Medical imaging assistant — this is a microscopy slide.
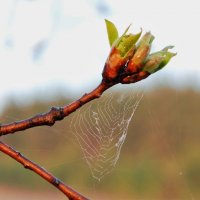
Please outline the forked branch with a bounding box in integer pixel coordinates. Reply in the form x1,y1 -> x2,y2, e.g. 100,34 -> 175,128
0,20 -> 176,200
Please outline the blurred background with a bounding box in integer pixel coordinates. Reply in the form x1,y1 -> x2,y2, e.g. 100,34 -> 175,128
0,0 -> 200,199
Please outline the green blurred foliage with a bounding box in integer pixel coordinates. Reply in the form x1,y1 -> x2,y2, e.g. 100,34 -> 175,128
0,87 -> 200,199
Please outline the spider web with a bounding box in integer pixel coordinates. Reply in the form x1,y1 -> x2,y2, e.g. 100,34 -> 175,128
70,91 -> 143,181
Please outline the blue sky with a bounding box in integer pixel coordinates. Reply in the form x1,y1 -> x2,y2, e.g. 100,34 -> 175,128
0,0 -> 200,110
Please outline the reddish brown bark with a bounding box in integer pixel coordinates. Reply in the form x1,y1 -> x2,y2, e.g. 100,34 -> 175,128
0,20 -> 175,200
0,61 -> 150,200
0,81 -> 112,136
0,141 -> 89,200
0,81 -> 114,200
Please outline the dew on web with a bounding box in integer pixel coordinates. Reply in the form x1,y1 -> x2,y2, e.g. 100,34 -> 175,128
70,91 -> 143,181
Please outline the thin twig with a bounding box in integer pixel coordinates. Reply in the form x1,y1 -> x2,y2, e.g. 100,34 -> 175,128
0,81 -> 113,136
0,141 -> 89,200
0,73 -> 147,200
0,81 -> 114,199
0,21 -> 175,200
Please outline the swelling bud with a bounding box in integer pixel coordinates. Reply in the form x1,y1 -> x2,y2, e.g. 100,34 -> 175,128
126,32 -> 154,74
142,46 -> 176,74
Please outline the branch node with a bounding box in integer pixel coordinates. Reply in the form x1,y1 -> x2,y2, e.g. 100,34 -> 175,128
16,151 -> 22,157
52,177 -> 61,186
77,99 -> 84,106
95,92 -> 101,98
51,107 -> 64,119
24,163 -> 31,169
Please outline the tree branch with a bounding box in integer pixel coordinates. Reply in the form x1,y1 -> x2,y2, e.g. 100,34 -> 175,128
0,81 -> 113,136
0,22 -> 175,200
0,140 -> 89,200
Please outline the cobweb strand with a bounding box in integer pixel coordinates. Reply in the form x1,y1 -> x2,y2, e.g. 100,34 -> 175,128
70,91 -> 143,181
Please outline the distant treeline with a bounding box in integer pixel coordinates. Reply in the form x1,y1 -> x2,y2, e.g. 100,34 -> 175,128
0,87 -> 200,199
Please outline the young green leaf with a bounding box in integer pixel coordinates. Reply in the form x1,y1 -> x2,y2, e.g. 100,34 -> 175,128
105,19 -> 119,47
142,46 -> 177,74
116,30 -> 142,57
125,32 -> 154,73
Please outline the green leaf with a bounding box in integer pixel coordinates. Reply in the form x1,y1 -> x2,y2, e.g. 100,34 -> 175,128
117,30 -> 142,57
122,24 -> 132,36
114,24 -> 132,46
162,45 -> 174,52
138,32 -> 155,47
105,19 -> 119,47
143,46 -> 177,74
